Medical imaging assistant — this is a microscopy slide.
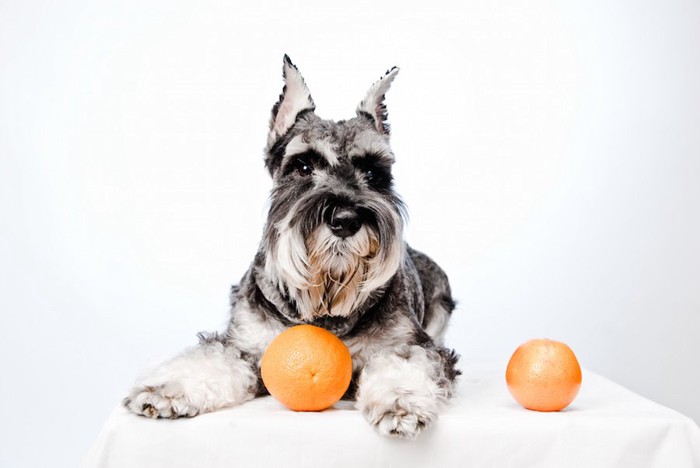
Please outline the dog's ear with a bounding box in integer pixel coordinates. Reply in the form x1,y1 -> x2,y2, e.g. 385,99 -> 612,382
356,67 -> 399,135
268,55 -> 315,147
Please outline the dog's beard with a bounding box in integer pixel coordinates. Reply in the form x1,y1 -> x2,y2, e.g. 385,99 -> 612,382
265,199 -> 403,322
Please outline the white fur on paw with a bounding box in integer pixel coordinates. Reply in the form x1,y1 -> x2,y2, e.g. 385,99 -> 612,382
356,345 -> 452,439
123,342 -> 259,419
372,405 -> 428,439
123,382 -> 200,419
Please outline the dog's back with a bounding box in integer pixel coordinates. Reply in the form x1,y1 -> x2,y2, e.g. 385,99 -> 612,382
408,247 -> 455,345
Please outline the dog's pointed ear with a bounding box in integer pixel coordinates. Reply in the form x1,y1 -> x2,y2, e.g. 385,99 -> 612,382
356,67 -> 400,135
268,55 -> 315,147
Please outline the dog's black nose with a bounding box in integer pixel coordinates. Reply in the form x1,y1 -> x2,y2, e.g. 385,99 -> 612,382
327,208 -> 362,238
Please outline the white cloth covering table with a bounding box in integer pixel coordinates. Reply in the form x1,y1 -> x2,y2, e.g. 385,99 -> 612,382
81,362 -> 700,468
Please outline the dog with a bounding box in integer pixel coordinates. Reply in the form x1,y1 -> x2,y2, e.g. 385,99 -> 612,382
123,56 -> 460,439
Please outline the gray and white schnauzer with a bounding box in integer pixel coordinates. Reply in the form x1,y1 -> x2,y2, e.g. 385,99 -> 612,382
124,56 -> 459,439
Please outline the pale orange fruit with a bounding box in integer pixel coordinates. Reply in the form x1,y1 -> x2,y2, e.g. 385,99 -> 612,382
506,338 -> 582,412
260,325 -> 352,412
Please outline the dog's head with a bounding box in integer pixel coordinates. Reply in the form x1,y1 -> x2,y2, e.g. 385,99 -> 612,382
261,56 -> 406,322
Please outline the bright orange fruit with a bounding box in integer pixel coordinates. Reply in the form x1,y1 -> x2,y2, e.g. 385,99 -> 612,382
260,325 -> 352,412
506,338 -> 582,412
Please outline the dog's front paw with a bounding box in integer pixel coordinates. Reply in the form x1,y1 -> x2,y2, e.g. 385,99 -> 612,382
365,403 -> 432,439
123,382 -> 200,419
355,345 -> 455,438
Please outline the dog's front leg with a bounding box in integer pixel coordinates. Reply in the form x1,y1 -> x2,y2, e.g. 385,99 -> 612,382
355,344 -> 459,439
123,339 -> 258,418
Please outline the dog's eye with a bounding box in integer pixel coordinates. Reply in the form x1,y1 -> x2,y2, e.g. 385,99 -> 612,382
362,166 -> 387,187
295,160 -> 314,177
354,154 -> 392,190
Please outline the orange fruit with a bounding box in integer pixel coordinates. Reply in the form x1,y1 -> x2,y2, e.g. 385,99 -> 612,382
505,338 -> 582,412
260,324 -> 352,412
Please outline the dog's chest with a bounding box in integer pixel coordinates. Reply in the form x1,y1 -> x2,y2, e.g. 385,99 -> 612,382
342,314 -> 416,371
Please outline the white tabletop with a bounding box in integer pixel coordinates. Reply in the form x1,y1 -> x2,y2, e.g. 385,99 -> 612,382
81,362 -> 700,468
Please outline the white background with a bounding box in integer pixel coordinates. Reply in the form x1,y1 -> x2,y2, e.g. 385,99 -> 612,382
1,1 -> 699,467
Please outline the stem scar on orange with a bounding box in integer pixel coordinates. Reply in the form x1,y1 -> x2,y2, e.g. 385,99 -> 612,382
505,338 -> 582,412
260,325 -> 352,412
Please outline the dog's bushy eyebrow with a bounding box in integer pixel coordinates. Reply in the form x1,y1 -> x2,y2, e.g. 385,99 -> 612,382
266,132 -> 296,175
352,152 -> 392,170
344,127 -> 395,163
